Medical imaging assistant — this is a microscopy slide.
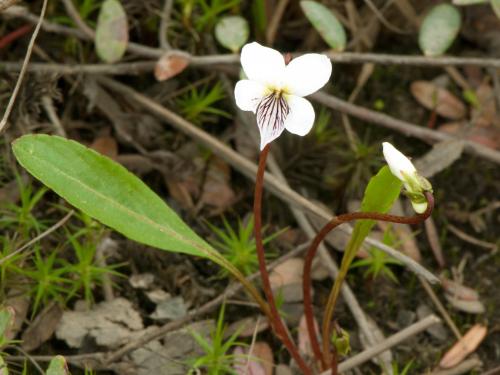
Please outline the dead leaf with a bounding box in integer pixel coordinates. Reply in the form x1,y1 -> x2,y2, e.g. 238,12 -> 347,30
22,303 -> 63,352
253,342 -> 273,375
441,278 -> 480,301
424,217 -> 446,268
155,53 -> 190,81
90,136 -> 118,159
445,296 -> 485,314
56,298 -> 143,349
411,81 -> 466,119
4,293 -> 29,340
414,139 -> 465,179
439,324 -> 487,368
199,157 -> 236,212
438,123 -> 500,149
472,80 -> 497,127
233,346 -> 266,375
225,316 -> 269,338
269,258 -> 304,302
129,273 -> 155,289
298,314 -> 320,361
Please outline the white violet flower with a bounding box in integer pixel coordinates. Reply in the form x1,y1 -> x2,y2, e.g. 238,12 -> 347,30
382,142 -> 432,214
234,42 -> 332,150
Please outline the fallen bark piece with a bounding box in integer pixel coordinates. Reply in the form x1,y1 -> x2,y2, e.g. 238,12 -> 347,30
439,324 -> 487,369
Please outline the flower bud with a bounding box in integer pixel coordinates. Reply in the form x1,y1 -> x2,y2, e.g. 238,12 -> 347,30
382,142 -> 432,213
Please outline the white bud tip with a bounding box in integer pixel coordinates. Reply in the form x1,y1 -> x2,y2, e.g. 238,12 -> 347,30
382,142 -> 417,182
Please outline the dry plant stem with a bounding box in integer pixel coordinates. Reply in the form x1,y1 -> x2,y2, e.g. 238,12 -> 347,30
302,193 -> 435,368
254,145 -> 312,374
0,0 -> 47,134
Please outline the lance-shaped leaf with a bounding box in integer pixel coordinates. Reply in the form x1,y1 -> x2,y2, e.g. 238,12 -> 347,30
492,0 -> 500,19
95,0 -> 129,63
419,4 -> 461,57
301,1 -> 346,52
343,166 -> 402,266
215,16 -> 249,52
12,135 -> 219,260
46,356 -> 68,375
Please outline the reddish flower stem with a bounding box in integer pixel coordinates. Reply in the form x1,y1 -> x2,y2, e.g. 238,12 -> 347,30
254,145 -> 312,375
0,24 -> 33,50
302,192 -> 435,370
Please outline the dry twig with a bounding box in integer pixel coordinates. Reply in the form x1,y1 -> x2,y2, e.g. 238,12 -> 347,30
0,0 -> 48,134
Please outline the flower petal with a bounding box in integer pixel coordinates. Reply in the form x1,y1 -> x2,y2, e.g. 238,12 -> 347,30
283,95 -> 315,136
256,93 -> 290,149
234,79 -> 267,112
382,142 -> 417,181
241,42 -> 286,87
284,54 -> 332,97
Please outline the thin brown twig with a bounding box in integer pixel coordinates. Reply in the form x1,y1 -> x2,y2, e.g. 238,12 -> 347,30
0,61 -> 157,75
266,0 -> 289,45
60,0 -> 94,38
447,223 -> 498,251
5,6 -> 500,69
362,0 -> 410,34
159,0 -> 174,50
0,211 -> 74,267
311,91 -> 500,165
419,277 -> 462,340
0,0 -> 48,134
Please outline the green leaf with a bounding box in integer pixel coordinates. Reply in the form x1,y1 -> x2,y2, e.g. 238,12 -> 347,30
12,135 -> 219,260
215,16 -> 249,52
0,307 -> 14,346
0,355 -> 8,375
418,4 -> 461,57
46,356 -> 68,375
343,166 -> 402,265
300,1 -> 346,52
95,0 -> 129,63
452,0 -> 488,4
492,0 -> 500,19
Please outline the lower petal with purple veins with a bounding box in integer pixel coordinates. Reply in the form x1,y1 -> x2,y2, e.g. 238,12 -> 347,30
255,93 -> 290,149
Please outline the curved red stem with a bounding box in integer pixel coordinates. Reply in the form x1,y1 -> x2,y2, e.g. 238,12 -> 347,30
254,145 -> 312,374
303,192 -> 435,370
